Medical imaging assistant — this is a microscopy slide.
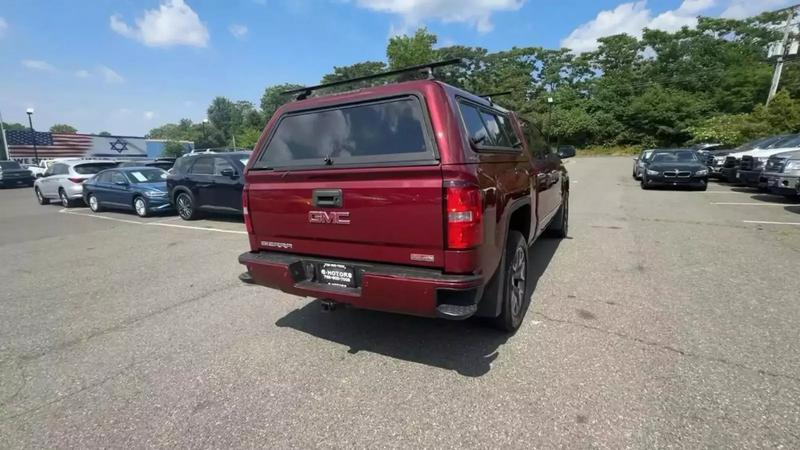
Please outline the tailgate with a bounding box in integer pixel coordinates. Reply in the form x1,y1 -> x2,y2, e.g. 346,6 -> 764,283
247,166 -> 445,268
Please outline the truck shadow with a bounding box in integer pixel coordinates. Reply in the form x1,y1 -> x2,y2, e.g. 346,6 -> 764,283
274,237 -> 561,377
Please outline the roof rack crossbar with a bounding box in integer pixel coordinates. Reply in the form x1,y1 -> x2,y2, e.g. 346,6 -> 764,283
479,91 -> 513,99
282,58 -> 464,100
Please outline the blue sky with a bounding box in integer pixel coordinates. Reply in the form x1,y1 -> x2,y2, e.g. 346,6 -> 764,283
0,0 -> 790,136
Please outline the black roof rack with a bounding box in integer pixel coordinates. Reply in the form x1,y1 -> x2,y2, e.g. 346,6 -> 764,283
282,58 -> 464,100
479,91 -> 513,105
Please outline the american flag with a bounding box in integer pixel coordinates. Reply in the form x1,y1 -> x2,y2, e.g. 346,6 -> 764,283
6,130 -> 93,158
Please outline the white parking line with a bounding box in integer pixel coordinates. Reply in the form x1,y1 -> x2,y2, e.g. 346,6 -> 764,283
743,220 -> 800,226
710,202 -> 788,206
152,222 -> 247,235
59,209 -> 247,235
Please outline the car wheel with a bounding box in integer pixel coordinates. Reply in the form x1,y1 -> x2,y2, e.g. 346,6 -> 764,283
133,196 -> 149,218
88,194 -> 102,212
641,176 -> 650,190
59,189 -> 73,208
35,187 -> 49,205
546,190 -> 569,238
175,192 -> 199,220
491,230 -> 529,333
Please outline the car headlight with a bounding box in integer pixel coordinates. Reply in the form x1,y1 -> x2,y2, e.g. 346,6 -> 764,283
785,161 -> 800,171
695,169 -> 708,176
646,169 -> 659,176
143,190 -> 167,198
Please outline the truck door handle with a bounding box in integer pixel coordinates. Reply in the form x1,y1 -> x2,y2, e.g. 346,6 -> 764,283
312,189 -> 343,208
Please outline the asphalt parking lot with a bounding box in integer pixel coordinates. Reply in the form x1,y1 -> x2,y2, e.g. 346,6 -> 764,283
1,156 -> 799,448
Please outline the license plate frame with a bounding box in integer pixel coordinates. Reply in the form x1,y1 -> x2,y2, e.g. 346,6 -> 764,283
317,263 -> 357,288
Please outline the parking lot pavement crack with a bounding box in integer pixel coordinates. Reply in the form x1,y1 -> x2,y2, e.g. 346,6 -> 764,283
535,313 -> 800,384
17,280 -> 241,364
0,360 -> 137,422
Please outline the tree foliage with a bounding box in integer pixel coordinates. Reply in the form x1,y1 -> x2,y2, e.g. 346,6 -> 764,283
49,123 -> 77,133
149,12 -> 800,150
161,140 -> 187,158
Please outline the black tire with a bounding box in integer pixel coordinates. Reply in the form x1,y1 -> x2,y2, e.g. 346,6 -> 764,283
491,231 -> 530,333
59,189 -> 74,208
696,184 -> 708,192
35,187 -> 49,205
546,190 -> 569,238
87,193 -> 102,212
133,196 -> 149,218
641,176 -> 650,190
175,191 -> 200,220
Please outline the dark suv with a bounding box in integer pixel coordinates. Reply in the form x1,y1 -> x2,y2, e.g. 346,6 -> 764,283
166,151 -> 250,220
238,62 -> 569,332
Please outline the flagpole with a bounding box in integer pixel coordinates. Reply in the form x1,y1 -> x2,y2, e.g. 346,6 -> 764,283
0,109 -> 9,160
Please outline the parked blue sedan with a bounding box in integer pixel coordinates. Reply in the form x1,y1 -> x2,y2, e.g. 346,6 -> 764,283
83,167 -> 171,217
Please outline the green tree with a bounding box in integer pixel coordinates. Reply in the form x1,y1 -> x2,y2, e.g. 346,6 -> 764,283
161,141 -> 187,158
49,124 -> 77,133
261,83 -> 304,121
319,61 -> 387,93
387,28 -> 438,69
98,131 -> 112,136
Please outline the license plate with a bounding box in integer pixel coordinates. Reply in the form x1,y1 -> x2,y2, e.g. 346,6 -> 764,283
318,263 -> 356,288
15,180 -> 24,185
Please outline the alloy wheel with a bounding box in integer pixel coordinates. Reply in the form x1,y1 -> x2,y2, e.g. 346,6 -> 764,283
89,195 -> 99,212
509,246 -> 527,317
177,194 -> 192,219
60,191 -> 69,207
135,198 -> 147,217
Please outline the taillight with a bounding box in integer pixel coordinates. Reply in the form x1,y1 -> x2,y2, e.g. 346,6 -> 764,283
445,182 -> 482,249
68,177 -> 85,183
242,185 -> 253,234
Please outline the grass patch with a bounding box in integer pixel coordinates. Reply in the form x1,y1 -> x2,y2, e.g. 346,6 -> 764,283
576,145 -> 642,157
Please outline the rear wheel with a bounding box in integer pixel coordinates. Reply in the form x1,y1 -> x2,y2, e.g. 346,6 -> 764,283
491,231 -> 529,333
88,194 -> 102,212
59,189 -> 74,208
134,196 -> 149,217
175,192 -> 200,220
35,187 -> 49,205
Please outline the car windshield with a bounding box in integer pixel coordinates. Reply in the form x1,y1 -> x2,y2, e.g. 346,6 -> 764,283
73,163 -> 118,174
768,134 -> 800,149
651,151 -> 698,163
641,150 -> 655,161
0,161 -> 22,170
255,97 -> 433,169
125,168 -> 167,183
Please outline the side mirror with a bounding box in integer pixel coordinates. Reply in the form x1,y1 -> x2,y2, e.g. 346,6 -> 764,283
220,168 -> 236,177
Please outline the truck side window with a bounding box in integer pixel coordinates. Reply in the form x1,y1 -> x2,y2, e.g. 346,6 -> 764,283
458,103 -> 490,145
521,120 -> 548,159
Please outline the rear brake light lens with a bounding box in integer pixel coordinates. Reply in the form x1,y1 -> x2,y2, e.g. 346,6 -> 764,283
68,177 -> 85,183
242,186 -> 253,234
445,183 -> 483,249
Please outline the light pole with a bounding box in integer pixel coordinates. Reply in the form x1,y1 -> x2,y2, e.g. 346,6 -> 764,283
202,118 -> 208,149
547,97 -> 554,146
0,109 -> 9,160
26,108 -> 39,163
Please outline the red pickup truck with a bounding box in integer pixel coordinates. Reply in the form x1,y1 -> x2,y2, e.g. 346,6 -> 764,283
239,63 -> 569,332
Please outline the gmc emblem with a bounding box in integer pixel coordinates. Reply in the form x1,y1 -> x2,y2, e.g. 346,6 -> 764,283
309,210 -> 351,225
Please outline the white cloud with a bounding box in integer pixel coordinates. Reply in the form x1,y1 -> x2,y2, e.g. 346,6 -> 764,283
721,0 -> 793,19
0,17 -> 7,37
74,69 -> 91,78
144,111 -> 156,120
229,24 -> 248,40
353,0 -> 523,34
22,60 -> 56,71
110,0 -> 209,48
561,0 -> 718,53
98,65 -> 124,83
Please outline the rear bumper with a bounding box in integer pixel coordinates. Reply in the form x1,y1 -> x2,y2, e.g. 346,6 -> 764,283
736,169 -> 762,187
0,176 -> 34,186
644,176 -> 707,188
239,251 -> 484,319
